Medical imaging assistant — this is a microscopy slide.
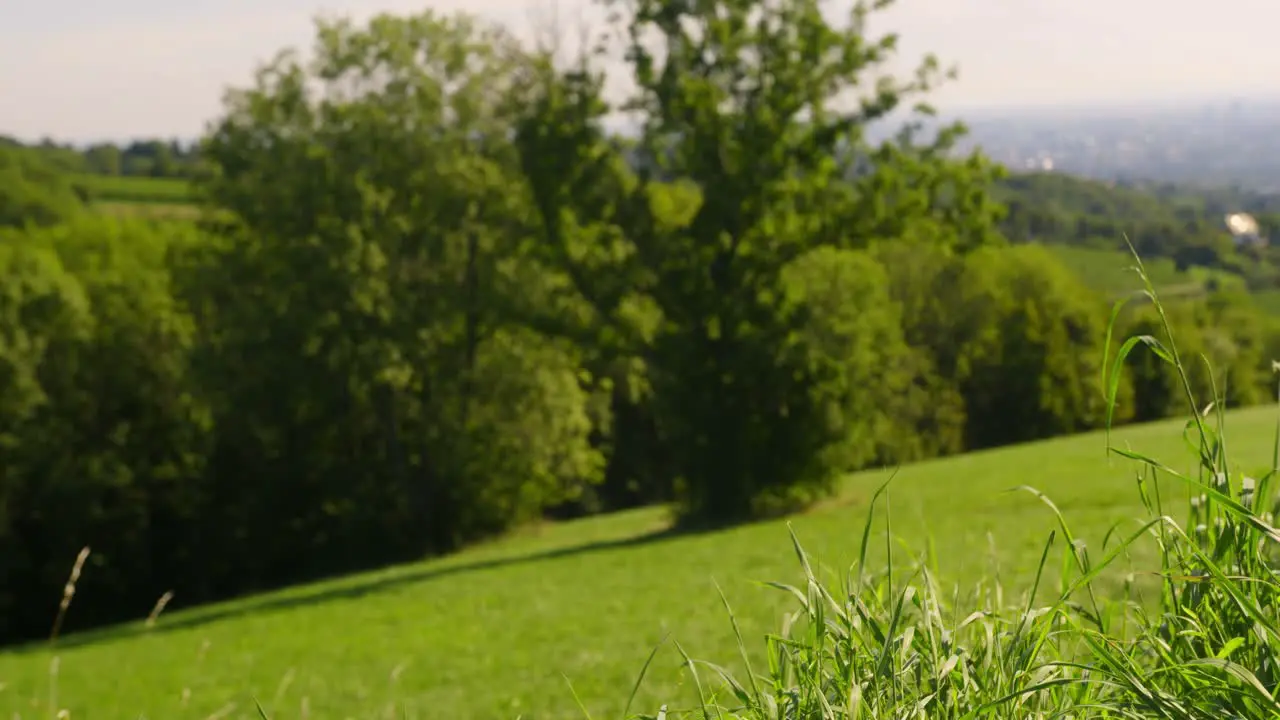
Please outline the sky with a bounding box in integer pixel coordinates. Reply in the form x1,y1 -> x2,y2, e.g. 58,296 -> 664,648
3,0 -> 1279,143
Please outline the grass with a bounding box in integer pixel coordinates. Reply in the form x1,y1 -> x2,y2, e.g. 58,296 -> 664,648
92,201 -> 203,220
73,175 -> 229,221
75,174 -> 193,205
1048,245 -> 1280,320
1252,289 -> 1280,316
1,405 -> 1277,718
1045,244 -> 1245,299
76,174 -> 203,220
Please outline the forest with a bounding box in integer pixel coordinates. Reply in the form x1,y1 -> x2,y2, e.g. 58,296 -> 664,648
3,4 -> 1280,648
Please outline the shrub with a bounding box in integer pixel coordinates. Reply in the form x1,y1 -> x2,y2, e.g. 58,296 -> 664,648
1124,290 -> 1273,423
0,145 -> 87,229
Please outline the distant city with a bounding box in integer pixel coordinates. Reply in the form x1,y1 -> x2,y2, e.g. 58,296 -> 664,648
949,97 -> 1280,193
604,95 -> 1280,195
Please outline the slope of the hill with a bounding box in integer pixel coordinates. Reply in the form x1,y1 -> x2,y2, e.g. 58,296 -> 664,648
1044,244 -> 1244,298
71,174 -> 203,219
2,405 -> 1277,719
993,171 -> 1280,246
993,171 -> 1280,309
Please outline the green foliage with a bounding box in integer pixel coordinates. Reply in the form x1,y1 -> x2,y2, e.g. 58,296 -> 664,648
517,0 -> 1006,525
189,8 -> 605,569
1123,290 -> 1274,422
0,145 -> 88,228
664,247 -> 912,518
873,241 -> 1121,452
2,136 -> 201,179
866,239 -> 969,460
0,240 -> 95,636
0,215 -> 209,641
950,244 -> 1114,448
996,171 -> 1234,258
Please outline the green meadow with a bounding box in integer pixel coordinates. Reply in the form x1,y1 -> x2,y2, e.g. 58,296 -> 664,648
76,174 -> 193,206
1044,244 -> 1246,299
3,405 -> 1276,719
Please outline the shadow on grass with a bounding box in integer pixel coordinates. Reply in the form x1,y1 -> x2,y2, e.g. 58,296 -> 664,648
29,522 -> 695,654
11,489 -> 868,655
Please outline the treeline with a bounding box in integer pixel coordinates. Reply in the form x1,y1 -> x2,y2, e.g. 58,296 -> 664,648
3,3 -> 1280,646
0,144 -> 94,227
0,143 -> 191,223
0,135 -> 199,179
994,172 -> 1280,289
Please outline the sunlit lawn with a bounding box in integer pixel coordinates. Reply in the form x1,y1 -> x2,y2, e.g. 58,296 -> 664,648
2,405 -> 1276,719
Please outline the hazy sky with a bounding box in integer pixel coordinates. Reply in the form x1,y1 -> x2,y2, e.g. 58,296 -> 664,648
3,0 -> 1278,143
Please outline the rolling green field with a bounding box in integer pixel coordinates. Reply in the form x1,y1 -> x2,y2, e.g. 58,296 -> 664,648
74,174 -> 193,212
77,175 -> 219,221
1253,289 -> 1280,316
1043,244 -> 1245,299
2,405 -> 1277,719
92,201 -> 203,220
76,174 -> 193,205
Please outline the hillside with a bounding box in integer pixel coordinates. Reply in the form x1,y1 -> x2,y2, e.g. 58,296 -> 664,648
993,171 -> 1280,254
75,174 -> 192,204
987,172 -> 1280,309
2,406 -> 1277,719
1043,245 -> 1244,298
77,175 -> 203,220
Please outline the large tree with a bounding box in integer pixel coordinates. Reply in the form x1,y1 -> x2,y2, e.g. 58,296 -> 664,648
515,0 -> 1006,523
193,10 -> 606,574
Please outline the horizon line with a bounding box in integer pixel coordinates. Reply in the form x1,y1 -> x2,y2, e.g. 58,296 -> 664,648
7,90 -> 1280,149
